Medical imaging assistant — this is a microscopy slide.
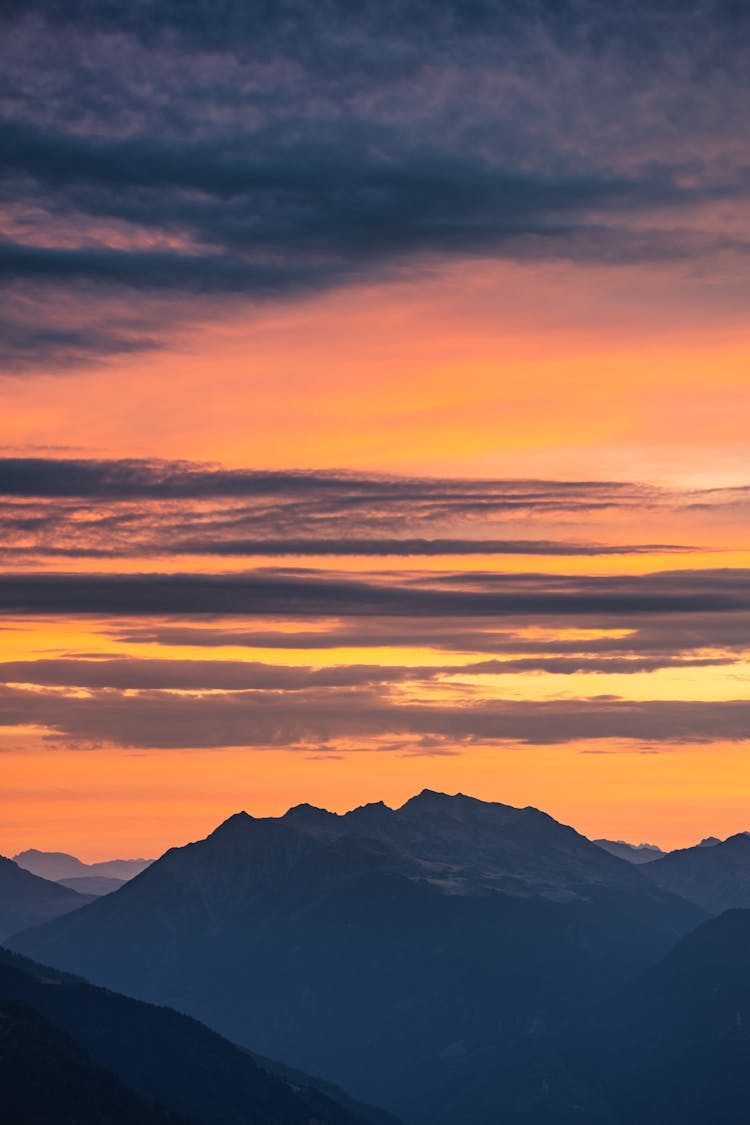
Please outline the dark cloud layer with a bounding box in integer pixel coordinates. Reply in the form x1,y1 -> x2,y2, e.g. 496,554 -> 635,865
0,652 -> 732,691
110,616 -> 750,657
2,0 -> 750,369
0,458 -> 651,503
0,568 -> 746,617
1,680 -> 747,750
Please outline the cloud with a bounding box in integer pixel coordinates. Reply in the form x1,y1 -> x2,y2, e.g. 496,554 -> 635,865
3,457 -> 739,561
2,0 -> 750,369
0,458 -> 651,502
0,651 -> 734,692
0,567 -> 746,618
0,680 -> 747,750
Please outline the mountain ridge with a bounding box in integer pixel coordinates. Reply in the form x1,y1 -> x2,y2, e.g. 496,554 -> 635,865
13,849 -> 153,883
642,833 -> 750,913
0,855 -> 93,942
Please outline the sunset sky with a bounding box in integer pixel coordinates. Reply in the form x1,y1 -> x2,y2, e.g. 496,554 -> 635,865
1,0 -> 749,859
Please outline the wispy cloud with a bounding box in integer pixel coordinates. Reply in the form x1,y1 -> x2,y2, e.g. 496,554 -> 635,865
1,457 -> 745,560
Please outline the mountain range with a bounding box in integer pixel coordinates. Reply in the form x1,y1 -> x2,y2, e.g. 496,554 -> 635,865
7,791 -> 750,1123
13,849 -> 152,883
0,855 -> 94,942
642,833 -> 750,914
8,790 -> 705,1125
593,838 -> 665,863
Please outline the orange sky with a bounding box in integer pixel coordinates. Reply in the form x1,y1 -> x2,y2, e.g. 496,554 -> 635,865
3,0 -> 750,859
3,260 -> 749,486
0,257 -> 748,857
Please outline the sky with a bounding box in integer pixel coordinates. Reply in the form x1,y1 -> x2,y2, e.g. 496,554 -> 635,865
1,0 -> 749,860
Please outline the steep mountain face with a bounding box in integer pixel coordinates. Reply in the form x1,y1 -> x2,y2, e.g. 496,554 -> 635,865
9,792 -> 704,1125
416,908 -> 750,1125
643,833 -> 750,913
0,998 -> 185,1125
580,909 -> 750,1124
0,855 -> 92,941
593,838 -> 665,864
14,849 -> 152,882
0,946 -> 399,1125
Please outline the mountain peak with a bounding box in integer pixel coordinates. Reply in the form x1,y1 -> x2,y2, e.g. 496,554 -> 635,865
283,803 -> 340,833
401,788 -> 467,808
398,789 -> 520,819
209,811 -> 255,837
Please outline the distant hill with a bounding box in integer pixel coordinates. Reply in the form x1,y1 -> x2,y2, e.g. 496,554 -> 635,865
643,833 -> 750,913
0,856 -> 92,941
57,874 -> 126,895
10,790 -> 703,1125
593,838 -> 665,863
0,946 -> 400,1125
13,849 -> 153,883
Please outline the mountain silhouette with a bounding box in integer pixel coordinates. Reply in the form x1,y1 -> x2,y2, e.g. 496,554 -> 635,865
411,907 -> 750,1124
0,945 -> 400,1125
576,908 -> 750,1124
0,855 -> 93,941
593,838 -> 665,863
13,849 -> 152,882
643,833 -> 750,913
9,791 -> 704,1125
58,875 -> 126,896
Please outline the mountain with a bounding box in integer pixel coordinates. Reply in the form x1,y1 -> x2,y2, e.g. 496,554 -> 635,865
579,908 -> 750,1124
58,875 -> 126,895
593,838 -> 665,863
428,907 -> 750,1124
9,791 -> 704,1125
0,945 -> 400,1125
13,848 -> 153,882
0,998 -> 185,1125
0,855 -> 93,941
643,833 -> 750,913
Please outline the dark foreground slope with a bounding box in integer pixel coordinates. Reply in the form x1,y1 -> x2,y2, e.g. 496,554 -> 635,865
0,946 -> 398,1125
643,833 -> 750,913
0,998 -> 185,1125
10,791 -> 703,1125
0,854 -> 92,941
